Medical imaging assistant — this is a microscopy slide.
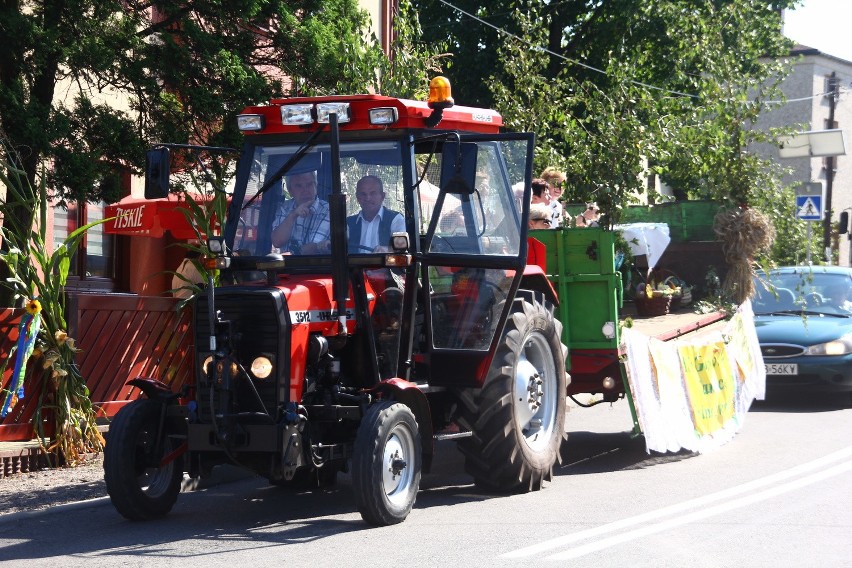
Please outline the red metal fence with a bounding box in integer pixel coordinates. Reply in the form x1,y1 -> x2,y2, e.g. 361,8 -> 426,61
0,294 -> 194,442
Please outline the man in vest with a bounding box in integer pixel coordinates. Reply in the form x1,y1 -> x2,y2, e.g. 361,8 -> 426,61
347,175 -> 405,252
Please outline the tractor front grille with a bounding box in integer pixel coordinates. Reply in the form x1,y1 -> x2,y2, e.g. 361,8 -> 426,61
194,287 -> 289,422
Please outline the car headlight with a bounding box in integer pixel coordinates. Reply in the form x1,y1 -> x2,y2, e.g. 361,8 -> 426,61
804,333 -> 852,356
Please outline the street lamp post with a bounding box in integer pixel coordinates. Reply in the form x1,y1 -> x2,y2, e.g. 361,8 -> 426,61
822,73 -> 839,258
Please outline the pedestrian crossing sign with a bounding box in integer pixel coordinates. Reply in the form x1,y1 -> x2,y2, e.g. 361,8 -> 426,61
796,195 -> 822,221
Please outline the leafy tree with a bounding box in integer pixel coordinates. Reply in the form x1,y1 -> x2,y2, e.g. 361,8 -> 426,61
438,1 -> 805,261
412,0 -> 522,107
372,0 -> 451,100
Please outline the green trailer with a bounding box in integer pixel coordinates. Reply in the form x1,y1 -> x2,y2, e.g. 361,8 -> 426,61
529,227 -> 624,399
528,226 -> 728,434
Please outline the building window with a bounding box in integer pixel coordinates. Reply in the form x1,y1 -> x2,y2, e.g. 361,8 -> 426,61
53,201 -> 118,291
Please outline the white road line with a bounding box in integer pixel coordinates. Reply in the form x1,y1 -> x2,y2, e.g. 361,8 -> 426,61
547,459 -> 852,560
502,445 -> 852,559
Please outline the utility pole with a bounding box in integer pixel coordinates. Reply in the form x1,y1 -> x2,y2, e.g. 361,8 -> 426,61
822,72 -> 839,261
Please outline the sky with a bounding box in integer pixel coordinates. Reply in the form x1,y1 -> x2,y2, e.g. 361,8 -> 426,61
783,0 -> 852,62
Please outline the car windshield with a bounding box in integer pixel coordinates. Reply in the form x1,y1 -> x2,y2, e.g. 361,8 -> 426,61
753,269 -> 852,316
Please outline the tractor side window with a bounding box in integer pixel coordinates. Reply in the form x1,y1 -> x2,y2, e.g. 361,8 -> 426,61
428,267 -> 515,350
417,142 -> 521,256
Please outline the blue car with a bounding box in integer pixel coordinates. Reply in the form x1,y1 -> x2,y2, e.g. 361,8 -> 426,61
753,265 -> 852,394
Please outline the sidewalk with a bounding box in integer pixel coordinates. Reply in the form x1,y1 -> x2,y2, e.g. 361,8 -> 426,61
0,439 -> 49,479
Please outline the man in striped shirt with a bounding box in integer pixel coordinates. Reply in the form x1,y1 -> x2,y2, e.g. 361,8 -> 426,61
271,171 -> 331,254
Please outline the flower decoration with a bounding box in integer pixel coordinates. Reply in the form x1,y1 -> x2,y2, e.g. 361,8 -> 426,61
25,298 -> 42,315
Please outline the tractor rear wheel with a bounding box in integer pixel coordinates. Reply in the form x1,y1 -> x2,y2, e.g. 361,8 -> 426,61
104,399 -> 183,520
459,296 -> 567,492
352,401 -> 422,525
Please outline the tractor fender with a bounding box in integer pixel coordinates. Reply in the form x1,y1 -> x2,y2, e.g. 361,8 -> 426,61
520,265 -> 559,306
127,377 -> 178,402
370,378 -> 435,472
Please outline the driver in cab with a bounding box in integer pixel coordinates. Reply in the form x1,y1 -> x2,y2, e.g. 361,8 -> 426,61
271,171 -> 331,254
347,175 -> 405,252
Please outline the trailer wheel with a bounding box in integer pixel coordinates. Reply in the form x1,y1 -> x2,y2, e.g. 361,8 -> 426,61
352,401 -> 422,526
104,399 -> 183,520
460,297 -> 567,492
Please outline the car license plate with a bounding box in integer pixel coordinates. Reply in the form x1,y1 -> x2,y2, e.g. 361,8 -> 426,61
765,363 -> 798,375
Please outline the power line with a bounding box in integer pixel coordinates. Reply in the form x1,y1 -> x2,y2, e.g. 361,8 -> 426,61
766,88 -> 851,105
435,0 -> 824,108
436,0 -> 697,99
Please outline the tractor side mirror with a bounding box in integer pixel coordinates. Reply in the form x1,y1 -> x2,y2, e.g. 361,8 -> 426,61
144,147 -> 171,199
440,142 -> 477,195
840,211 -> 849,235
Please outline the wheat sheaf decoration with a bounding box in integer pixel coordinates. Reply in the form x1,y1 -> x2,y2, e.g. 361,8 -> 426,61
714,206 -> 775,304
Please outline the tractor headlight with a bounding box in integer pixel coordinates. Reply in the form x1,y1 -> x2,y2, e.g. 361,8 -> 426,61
316,102 -> 351,124
391,231 -> 409,251
250,356 -> 274,379
237,114 -> 265,131
207,236 -> 225,254
369,107 -> 398,125
202,355 -> 214,375
281,104 -> 314,125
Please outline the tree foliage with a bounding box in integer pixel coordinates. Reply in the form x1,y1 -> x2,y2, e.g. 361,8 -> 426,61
371,0 -> 451,100
426,0 -> 801,244
0,0 -> 448,200
0,0 -> 382,204
0,0 -> 447,305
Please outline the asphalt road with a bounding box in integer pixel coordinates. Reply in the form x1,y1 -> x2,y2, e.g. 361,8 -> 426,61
1,391 -> 850,568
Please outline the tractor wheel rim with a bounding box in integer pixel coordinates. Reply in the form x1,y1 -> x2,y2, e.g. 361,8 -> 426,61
514,333 -> 557,451
382,424 -> 415,505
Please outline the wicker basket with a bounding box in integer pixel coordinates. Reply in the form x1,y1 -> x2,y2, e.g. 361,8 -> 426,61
635,294 -> 672,317
670,294 -> 682,311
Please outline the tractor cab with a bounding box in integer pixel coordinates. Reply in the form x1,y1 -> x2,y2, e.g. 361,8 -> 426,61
204,85 -> 537,388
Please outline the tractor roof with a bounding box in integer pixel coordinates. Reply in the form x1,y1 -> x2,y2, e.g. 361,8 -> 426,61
238,93 -> 503,136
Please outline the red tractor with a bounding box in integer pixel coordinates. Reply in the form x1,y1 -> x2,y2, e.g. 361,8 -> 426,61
104,79 -> 568,525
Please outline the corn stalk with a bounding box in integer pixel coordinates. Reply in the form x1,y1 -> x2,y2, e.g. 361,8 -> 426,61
0,134 -> 105,465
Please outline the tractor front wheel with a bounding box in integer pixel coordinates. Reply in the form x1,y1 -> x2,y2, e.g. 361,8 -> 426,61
352,401 -> 422,526
104,399 -> 183,520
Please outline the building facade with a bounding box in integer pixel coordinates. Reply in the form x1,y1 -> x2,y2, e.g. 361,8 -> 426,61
752,45 -> 852,266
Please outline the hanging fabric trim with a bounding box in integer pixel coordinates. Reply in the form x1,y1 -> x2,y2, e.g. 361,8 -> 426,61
1,299 -> 42,418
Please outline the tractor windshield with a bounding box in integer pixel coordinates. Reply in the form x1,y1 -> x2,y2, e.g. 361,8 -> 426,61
230,140 -> 407,256
415,140 -> 522,257
228,137 -> 527,265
